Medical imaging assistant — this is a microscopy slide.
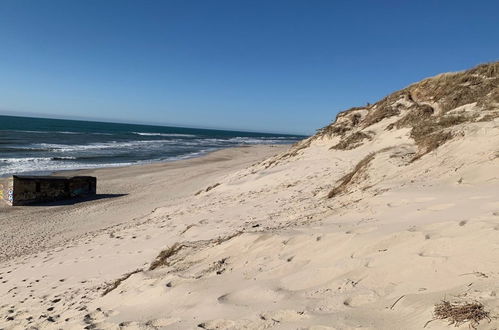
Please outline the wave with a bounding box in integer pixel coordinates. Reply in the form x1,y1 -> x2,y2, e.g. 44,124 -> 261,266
29,140 -> 182,152
0,157 -> 52,163
0,160 -> 136,177
192,136 -> 300,145
0,156 -> 77,163
133,132 -> 197,137
0,133 -> 303,177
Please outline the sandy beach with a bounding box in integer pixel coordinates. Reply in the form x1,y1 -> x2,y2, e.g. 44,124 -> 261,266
1,63 -> 498,329
0,145 -> 287,261
1,127 -> 498,329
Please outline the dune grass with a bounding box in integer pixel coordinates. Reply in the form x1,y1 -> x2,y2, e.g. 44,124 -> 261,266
327,153 -> 375,198
149,243 -> 183,271
102,269 -> 142,296
330,131 -> 373,150
426,300 -> 490,329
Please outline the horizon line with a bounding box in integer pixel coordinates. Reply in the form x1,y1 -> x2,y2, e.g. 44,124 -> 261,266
0,111 -> 309,137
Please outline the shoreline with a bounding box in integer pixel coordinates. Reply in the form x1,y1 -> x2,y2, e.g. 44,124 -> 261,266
0,143 -> 294,179
0,144 -> 288,261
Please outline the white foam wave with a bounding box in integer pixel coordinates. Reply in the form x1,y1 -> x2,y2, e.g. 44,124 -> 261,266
31,140 -> 181,152
0,157 -> 52,163
0,134 -> 302,177
133,132 -> 197,137
0,160 -> 136,177
196,137 -> 299,145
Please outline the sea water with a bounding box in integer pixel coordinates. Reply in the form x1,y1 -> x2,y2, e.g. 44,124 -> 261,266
0,115 -> 305,177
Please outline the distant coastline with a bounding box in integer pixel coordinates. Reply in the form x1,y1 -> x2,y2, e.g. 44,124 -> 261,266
0,115 -> 306,177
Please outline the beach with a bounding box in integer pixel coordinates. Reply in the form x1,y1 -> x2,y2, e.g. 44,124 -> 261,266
1,125 -> 498,329
1,1 -> 498,328
1,63 -> 498,329
0,145 -> 287,261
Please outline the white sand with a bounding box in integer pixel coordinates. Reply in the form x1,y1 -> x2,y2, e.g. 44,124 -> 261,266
0,115 -> 498,329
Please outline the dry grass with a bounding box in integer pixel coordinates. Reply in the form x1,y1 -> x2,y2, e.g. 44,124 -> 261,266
149,243 -> 183,271
214,231 -> 244,245
410,62 -> 499,113
195,182 -> 221,195
313,62 -> 498,162
395,103 -> 435,129
262,138 -> 312,169
478,111 -> 499,122
283,139 -> 311,157
315,107 -> 366,138
360,90 -> 410,128
205,183 -> 220,192
320,61 -> 497,137
102,269 -> 142,296
362,105 -> 400,128
408,114 -> 469,160
469,62 -> 499,77
426,300 -> 490,329
327,153 -> 375,198
478,86 -> 499,110
331,131 -> 373,150
411,131 -> 453,162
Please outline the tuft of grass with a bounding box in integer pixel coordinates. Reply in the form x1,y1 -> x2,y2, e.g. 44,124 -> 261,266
477,109 -> 499,122
102,269 -> 142,296
408,114 -> 469,161
410,131 -> 453,162
327,153 -> 376,198
149,243 -> 183,271
410,62 -> 498,114
362,105 -> 400,128
331,131 -> 373,150
394,103 -> 435,129
205,183 -> 220,192
427,300 -> 490,329
315,107 -> 367,138
195,182 -> 221,195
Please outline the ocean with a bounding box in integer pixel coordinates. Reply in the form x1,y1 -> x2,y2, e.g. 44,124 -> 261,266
0,115 -> 306,177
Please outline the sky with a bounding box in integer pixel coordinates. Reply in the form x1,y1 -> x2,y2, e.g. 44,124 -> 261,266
0,1 -> 498,135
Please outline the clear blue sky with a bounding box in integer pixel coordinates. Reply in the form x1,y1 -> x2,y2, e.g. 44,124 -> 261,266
0,0 -> 498,135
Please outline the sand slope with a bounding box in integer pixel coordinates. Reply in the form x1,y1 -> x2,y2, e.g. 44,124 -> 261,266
1,63 -> 498,329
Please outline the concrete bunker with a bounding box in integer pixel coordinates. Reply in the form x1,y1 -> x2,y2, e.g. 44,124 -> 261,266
0,175 -> 96,206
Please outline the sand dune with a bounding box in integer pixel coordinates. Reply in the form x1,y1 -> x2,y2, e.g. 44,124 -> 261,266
1,62 -> 498,329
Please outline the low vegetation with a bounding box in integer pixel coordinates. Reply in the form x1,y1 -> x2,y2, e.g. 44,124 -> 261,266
362,103 -> 400,128
331,131 -> 373,150
149,243 -> 183,271
413,62 -> 499,113
276,62 -> 498,163
315,107 -> 365,138
426,300 -> 490,329
393,103 -> 434,129
327,153 -> 375,198
408,114 -> 469,160
102,269 -> 142,296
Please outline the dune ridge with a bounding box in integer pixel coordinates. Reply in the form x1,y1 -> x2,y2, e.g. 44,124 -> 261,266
1,62 -> 498,329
